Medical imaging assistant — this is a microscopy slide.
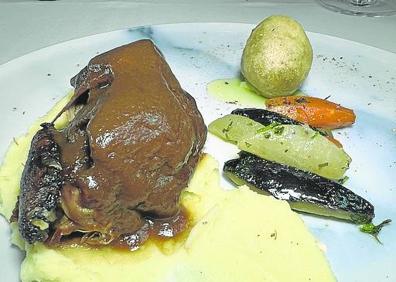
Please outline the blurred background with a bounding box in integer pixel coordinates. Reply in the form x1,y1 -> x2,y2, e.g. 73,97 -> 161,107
0,0 -> 395,65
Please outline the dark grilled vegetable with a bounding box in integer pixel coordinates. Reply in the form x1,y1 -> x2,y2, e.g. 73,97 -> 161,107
231,108 -> 303,126
231,108 -> 331,137
18,123 -> 63,244
224,151 -> 374,224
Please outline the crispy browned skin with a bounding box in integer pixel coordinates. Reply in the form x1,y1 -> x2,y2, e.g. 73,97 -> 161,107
17,39 -> 207,246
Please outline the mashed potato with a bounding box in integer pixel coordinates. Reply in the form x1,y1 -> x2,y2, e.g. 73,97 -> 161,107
0,95 -> 335,282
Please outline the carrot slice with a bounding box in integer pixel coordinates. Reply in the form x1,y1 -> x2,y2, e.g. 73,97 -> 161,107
265,96 -> 356,129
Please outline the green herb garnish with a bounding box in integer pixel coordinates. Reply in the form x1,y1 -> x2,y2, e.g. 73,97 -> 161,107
360,219 -> 392,244
256,127 -> 272,139
256,127 -> 270,134
311,131 -> 320,139
222,121 -> 233,140
339,176 -> 349,184
273,126 -> 285,135
318,162 -> 329,169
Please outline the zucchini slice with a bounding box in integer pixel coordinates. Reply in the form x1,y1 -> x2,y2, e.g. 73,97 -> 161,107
209,114 -> 351,180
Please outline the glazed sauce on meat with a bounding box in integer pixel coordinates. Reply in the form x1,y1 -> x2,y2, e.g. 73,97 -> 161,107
107,207 -> 191,251
48,206 -> 192,252
17,39 -> 206,247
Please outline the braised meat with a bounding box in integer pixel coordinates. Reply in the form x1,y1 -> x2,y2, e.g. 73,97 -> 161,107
17,39 -> 207,246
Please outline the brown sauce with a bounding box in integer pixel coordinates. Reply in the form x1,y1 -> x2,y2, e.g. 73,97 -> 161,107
17,39 -> 206,247
48,39 -> 206,246
47,206 -> 192,252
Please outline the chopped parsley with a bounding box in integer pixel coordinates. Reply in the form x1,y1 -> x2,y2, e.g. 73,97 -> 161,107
318,162 -> 329,168
311,131 -> 320,139
273,126 -> 284,135
263,133 -> 271,139
270,230 -> 277,240
256,127 -> 269,134
296,97 -> 307,103
339,176 -> 349,184
222,121 -> 233,140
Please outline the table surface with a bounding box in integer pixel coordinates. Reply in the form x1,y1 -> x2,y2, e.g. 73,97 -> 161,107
0,0 -> 395,65
0,2 -> 395,282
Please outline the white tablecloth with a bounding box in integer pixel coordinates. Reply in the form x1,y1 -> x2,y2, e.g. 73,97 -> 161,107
0,0 -> 395,65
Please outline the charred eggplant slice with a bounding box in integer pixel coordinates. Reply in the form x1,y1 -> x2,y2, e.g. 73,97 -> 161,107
18,123 -> 63,243
224,151 -> 374,224
231,108 -> 302,126
231,108 -> 330,137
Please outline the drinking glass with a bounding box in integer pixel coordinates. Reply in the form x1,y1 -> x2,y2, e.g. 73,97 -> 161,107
317,0 -> 396,16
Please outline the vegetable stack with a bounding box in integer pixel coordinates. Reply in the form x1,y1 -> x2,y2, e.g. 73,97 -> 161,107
209,97 -> 390,239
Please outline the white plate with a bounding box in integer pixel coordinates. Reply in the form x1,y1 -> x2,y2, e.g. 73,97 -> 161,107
0,23 -> 395,282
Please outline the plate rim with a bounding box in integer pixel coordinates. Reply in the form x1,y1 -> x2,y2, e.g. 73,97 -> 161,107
0,21 -> 395,282
1,22 -> 396,72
